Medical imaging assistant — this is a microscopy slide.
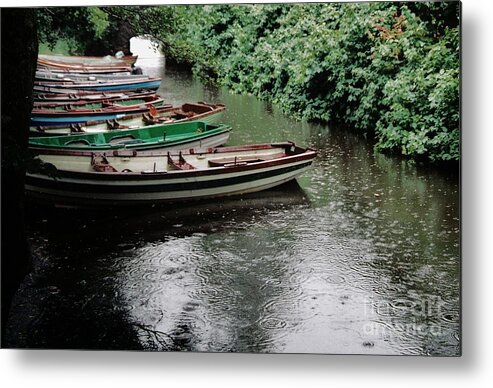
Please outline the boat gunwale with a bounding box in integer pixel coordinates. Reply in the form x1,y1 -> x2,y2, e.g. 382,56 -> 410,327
28,143 -> 317,181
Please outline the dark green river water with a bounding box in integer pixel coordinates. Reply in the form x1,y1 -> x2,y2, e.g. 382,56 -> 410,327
10,57 -> 460,355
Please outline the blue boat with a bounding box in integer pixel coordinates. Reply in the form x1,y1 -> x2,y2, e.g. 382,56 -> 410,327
33,77 -> 161,92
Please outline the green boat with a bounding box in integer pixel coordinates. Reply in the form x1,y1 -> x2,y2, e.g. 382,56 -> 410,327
28,121 -> 232,152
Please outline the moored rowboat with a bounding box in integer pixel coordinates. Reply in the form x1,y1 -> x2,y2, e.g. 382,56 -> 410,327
25,142 -> 317,207
32,94 -> 165,111
34,76 -> 161,93
35,70 -> 152,83
36,65 -> 131,74
29,121 -> 232,152
33,90 -> 157,105
33,84 -> 156,97
30,102 -> 226,135
38,53 -> 138,67
37,54 -> 133,73
31,98 -> 170,126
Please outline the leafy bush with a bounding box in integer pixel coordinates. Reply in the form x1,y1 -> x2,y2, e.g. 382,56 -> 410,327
168,2 -> 460,163
36,3 -> 459,162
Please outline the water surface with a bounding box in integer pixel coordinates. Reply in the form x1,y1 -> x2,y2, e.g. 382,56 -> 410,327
10,58 -> 460,355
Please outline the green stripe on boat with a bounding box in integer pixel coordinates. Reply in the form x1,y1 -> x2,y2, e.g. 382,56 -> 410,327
29,121 -> 232,151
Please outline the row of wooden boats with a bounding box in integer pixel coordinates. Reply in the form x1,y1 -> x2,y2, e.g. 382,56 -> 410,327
26,54 -> 316,207
31,55 -> 164,130
34,54 -> 161,96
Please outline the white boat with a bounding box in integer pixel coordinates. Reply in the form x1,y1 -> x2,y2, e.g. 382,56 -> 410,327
25,142 -> 317,207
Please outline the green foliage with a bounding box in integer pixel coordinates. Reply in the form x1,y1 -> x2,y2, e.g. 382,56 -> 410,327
168,2 -> 460,163
36,7 -> 108,54
88,7 -> 109,39
375,26 -> 460,161
36,6 -> 188,56
38,40 -> 73,55
35,3 -> 460,162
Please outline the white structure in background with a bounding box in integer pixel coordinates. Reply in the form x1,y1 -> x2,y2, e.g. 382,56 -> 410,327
130,36 -> 164,59
129,36 -> 165,78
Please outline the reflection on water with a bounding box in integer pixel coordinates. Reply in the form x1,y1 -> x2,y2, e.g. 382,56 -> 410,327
9,61 -> 460,355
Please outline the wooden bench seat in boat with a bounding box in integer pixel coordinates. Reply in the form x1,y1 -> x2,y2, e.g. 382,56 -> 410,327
207,152 -> 286,167
91,153 -> 117,172
106,119 -> 129,130
168,152 -> 196,170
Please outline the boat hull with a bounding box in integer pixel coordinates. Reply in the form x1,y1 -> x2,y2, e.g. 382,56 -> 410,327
31,103 -> 169,126
38,53 -> 137,66
34,79 -> 161,93
26,160 -> 312,207
25,144 -> 316,207
35,72 -> 151,83
33,90 -> 157,105
37,54 -> 134,73
30,103 -> 225,135
29,128 -> 231,152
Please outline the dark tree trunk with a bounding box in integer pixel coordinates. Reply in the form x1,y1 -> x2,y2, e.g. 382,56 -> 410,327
1,8 -> 38,346
85,40 -> 111,57
112,19 -> 134,55
84,19 -> 134,56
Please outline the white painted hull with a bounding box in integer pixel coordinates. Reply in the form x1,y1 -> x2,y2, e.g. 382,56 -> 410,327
26,144 -> 316,207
